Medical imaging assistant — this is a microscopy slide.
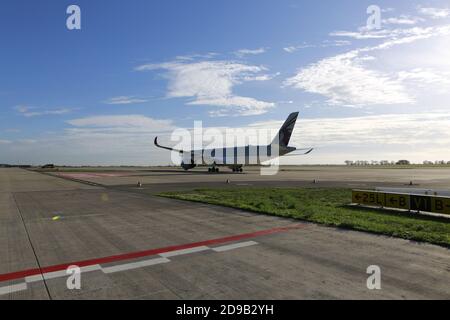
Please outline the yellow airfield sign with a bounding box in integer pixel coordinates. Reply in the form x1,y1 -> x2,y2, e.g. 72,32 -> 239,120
385,193 -> 409,210
431,197 -> 450,215
352,190 -> 385,207
352,190 -> 450,215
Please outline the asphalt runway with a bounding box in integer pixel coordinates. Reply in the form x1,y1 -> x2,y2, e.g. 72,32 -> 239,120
0,167 -> 449,300
52,165 -> 450,189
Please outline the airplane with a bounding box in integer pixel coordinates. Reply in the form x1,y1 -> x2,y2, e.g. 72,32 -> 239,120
154,112 -> 313,173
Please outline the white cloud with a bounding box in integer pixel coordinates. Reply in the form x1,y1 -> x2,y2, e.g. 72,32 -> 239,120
383,15 -> 424,26
105,96 -> 148,105
234,48 -> 267,58
283,44 -> 315,53
136,60 -> 275,116
242,72 -> 280,82
398,68 -> 450,85
330,25 -> 448,42
191,96 -> 275,116
365,26 -> 450,51
396,68 -> 450,96
0,140 -> 12,144
67,115 -> 175,132
329,30 -> 389,39
283,41 -> 351,53
418,7 -> 450,19
0,115 -> 178,165
14,105 -> 73,117
174,52 -> 218,61
382,8 -> 395,13
4,128 -> 20,133
283,46 -> 299,53
18,139 -> 37,144
323,40 -> 352,47
284,51 -> 412,106
288,25 -> 450,107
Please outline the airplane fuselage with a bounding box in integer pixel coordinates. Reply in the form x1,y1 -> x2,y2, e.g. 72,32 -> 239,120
181,144 -> 297,168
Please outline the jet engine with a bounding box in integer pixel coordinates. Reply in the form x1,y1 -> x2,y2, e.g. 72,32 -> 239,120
181,160 -> 196,171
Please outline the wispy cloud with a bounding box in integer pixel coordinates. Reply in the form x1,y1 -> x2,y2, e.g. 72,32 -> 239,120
15,105 -> 73,117
104,96 -> 148,105
329,30 -> 389,39
283,40 -> 351,53
174,52 -> 218,61
418,6 -> 450,19
136,60 -> 275,116
329,25 -> 440,40
4,128 -> 20,133
382,15 -> 424,26
283,44 -> 314,53
233,48 -> 267,58
398,68 -> 450,86
67,115 -> 175,132
287,24 -> 450,107
284,51 -> 412,106
0,115 -> 177,165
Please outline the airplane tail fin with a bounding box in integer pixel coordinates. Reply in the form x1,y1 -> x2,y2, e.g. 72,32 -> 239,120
272,112 -> 299,147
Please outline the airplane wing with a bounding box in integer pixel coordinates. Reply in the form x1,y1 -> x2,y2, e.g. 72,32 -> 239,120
154,137 -> 185,154
284,148 -> 314,156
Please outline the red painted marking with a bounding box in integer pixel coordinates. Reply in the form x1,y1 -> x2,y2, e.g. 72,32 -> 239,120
0,224 -> 305,283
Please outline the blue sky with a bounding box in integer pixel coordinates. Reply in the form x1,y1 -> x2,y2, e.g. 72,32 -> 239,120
1,0 -> 450,165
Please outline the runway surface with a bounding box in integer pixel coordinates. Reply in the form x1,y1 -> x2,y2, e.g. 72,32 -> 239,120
0,167 -> 449,299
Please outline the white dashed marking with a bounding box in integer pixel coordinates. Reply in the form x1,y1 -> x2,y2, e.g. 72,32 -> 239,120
0,241 -> 259,295
0,282 -> 28,295
159,246 -> 210,258
212,241 -> 258,252
101,257 -> 170,274
25,264 -> 102,283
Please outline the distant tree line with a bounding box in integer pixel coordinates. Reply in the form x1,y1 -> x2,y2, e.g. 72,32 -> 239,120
345,160 -> 450,166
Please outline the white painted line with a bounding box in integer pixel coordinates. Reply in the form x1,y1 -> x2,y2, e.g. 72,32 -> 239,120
101,257 -> 170,274
79,264 -> 102,273
0,241 -> 259,294
25,265 -> 102,283
212,241 -> 258,252
137,258 -> 171,268
25,274 -> 44,283
159,246 -> 210,258
0,282 -> 28,295
39,270 -> 67,281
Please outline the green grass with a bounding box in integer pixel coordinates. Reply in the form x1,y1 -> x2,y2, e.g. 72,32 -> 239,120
158,187 -> 450,248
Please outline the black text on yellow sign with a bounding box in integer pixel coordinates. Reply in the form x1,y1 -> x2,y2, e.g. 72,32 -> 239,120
352,191 -> 385,207
431,197 -> 450,215
410,195 -> 432,212
385,193 -> 409,210
352,190 -> 450,215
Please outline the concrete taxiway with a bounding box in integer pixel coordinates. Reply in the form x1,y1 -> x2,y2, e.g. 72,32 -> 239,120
0,167 -> 449,300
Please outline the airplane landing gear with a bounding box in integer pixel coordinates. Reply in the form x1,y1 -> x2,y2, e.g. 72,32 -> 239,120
208,167 -> 219,173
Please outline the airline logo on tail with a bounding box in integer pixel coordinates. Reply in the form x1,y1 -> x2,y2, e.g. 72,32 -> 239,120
275,112 -> 299,147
